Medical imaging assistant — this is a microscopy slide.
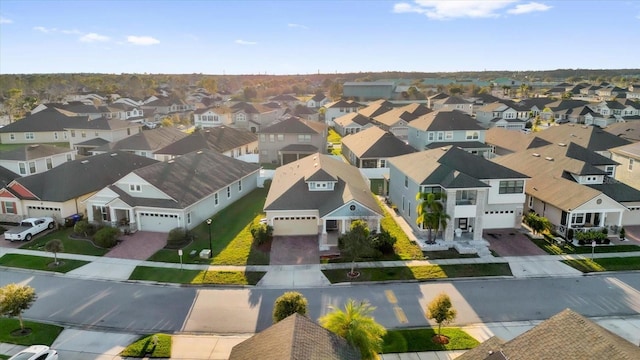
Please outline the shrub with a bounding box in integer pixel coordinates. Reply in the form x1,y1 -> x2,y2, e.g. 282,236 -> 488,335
620,227 -> 626,240
371,230 -> 396,255
93,226 -> 120,248
167,227 -> 192,248
575,230 -> 607,245
74,220 -> 94,237
250,223 -> 273,246
272,291 -> 308,323
567,228 -> 574,241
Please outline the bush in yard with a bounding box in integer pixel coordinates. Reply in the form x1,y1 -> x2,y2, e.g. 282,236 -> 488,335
74,220 -> 94,237
371,230 -> 396,255
93,226 -> 120,248
620,227 -> 626,240
575,230 -> 607,245
250,223 -> 273,246
272,291 -> 308,323
167,227 -> 192,248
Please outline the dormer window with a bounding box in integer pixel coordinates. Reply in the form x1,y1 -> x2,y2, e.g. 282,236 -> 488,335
129,184 -> 141,192
308,181 -> 335,191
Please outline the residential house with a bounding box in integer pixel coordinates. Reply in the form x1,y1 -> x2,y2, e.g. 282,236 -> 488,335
323,100 -> 362,126
370,102 -> 432,139
485,127 -> 551,158
493,142 -> 640,236
342,126 -> 416,168
407,110 -> 490,157
456,309 -> 640,360
264,153 -> 383,250
333,112 -> 373,136
51,102 -> 110,120
0,151 -> 157,224
65,117 -> 142,155
0,108 -> 85,144
306,93 -> 329,108
475,102 -> 528,130
596,86 -> 627,100
530,123 -> 631,158
540,100 -> 590,122
293,106 -> 320,121
343,81 -> 395,101
230,102 -> 279,132
229,314 -> 360,360
63,92 -> 107,105
388,146 -> 529,243
426,92 -> 449,109
270,94 -> 301,108
154,126 -> 258,161
357,99 -> 394,118
610,142 -> 640,190
604,121 -> 640,142
258,116 -> 327,165
193,106 -> 233,128
430,95 -> 474,115
90,127 -> 189,158
112,97 -> 143,107
106,103 -> 146,122
0,144 -> 76,176
0,166 -> 19,189
84,149 -> 260,232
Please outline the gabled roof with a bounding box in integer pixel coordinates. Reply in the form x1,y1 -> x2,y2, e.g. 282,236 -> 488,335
456,309 -> 640,360
342,126 -> 416,158
132,149 -> 260,208
409,110 -> 484,132
358,99 -> 394,118
271,94 -> 300,102
545,99 -> 590,112
0,166 -> 20,187
442,95 -> 471,104
534,124 -> 631,152
324,100 -> 362,109
65,117 -> 138,130
7,151 -> 158,202
389,146 -> 527,189
310,93 -> 327,102
398,102 -> 432,117
154,126 -> 257,156
610,141 -> 640,160
264,153 -> 382,217
261,117 -> 326,134
0,107 -> 88,133
334,113 -> 371,127
605,121 -> 640,142
372,107 -> 421,127
0,144 -> 73,161
94,127 -> 189,152
229,314 -> 360,360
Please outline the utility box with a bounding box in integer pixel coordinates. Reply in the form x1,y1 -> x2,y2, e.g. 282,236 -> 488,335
199,249 -> 212,259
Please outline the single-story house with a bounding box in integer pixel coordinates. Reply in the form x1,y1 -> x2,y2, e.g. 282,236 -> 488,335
0,144 -> 76,176
90,127 -> 189,158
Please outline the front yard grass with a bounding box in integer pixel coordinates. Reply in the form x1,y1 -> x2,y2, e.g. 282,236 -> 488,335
531,238 -> 640,255
562,256 -> 640,273
0,254 -> 89,273
20,227 -> 109,256
377,198 -> 424,260
147,188 -> 269,266
120,333 -> 171,358
129,266 -> 265,285
327,128 -> 342,143
322,263 -> 511,283
0,318 -> 63,346
383,327 -> 479,352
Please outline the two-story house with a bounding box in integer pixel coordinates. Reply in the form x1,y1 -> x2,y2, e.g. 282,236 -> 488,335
323,100 -> 363,126
193,106 -> 233,128
430,95 -> 474,115
371,103 -> 431,140
610,142 -> 640,191
0,144 -> 76,176
407,110 -> 491,156
230,102 -> 279,132
388,146 -> 529,242
306,93 -> 329,108
90,127 -> 189,158
476,102 -> 530,130
258,117 -> 327,165
154,126 -> 258,161
65,118 -> 142,155
342,126 -> 416,169
0,108 -> 85,144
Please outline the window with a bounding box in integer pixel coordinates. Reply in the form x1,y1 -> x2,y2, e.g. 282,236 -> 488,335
187,212 -> 191,225
46,158 -> 53,170
630,158 -> 635,171
95,131 -> 99,136
129,184 -> 141,192
499,180 -> 524,194
10,133 -> 15,141
277,134 -> 284,141
528,195 -> 533,208
404,175 -> 408,188
260,134 -> 266,142
81,131 -> 86,138
571,213 -> 585,225
63,132 -> 68,140
605,166 -> 614,176
427,132 -> 434,141
99,206 -> 109,221
298,134 -> 311,143
437,132 -> 444,141
140,151 -> 147,157
54,132 -> 59,140
269,134 -> 275,142
25,132 -> 34,140
227,186 -> 231,198
214,193 -> 219,206
19,163 -> 26,175
28,161 -> 36,174
237,180 -> 242,192
445,131 -> 453,140
466,131 -> 479,140
379,159 -> 386,168
1,201 -> 16,214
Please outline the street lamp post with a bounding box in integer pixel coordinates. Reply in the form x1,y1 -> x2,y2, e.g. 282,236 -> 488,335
206,218 -> 213,258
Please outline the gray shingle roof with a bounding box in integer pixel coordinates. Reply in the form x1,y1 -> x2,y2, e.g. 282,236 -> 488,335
229,314 -> 361,360
93,127 -> 189,152
0,166 -> 20,187
261,117 -> 323,134
409,110 -> 483,132
0,108 -> 88,133
342,126 -> 416,158
9,151 -> 158,202
264,153 -> 382,217
0,144 -> 72,161
154,127 -> 257,156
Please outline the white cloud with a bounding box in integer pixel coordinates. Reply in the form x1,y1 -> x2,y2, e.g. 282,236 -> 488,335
127,35 -> 160,46
34,26 -> 56,33
288,23 -> 308,29
507,2 -> 552,14
393,0 -> 517,19
80,32 -> 110,43
235,39 -> 257,45
0,16 -> 13,24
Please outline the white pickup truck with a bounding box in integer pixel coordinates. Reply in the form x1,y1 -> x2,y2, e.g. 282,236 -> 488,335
4,217 -> 55,242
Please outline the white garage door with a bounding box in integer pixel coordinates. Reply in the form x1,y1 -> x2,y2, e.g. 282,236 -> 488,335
27,206 -> 61,220
273,216 -> 318,236
622,206 -> 640,226
483,210 -> 517,229
138,212 -> 180,232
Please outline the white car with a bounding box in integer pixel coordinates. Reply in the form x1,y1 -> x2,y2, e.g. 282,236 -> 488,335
9,345 -> 58,360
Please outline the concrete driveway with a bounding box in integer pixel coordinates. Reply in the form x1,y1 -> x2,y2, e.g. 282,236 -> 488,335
269,236 -> 319,265
104,231 -> 167,260
484,228 -> 548,256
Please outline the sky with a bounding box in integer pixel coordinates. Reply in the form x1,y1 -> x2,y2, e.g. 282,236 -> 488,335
1,0 -> 639,75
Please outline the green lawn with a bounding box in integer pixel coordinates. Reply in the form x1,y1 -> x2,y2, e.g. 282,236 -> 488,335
562,256 -> 640,273
383,328 -> 479,352
129,266 -> 265,285
322,263 -> 511,283
531,238 -> 640,255
328,128 -> 342,143
0,354 -> 10,359
424,248 -> 479,260
147,188 -> 270,266
377,198 -> 424,260
0,318 -> 63,346
0,254 -> 89,273
20,227 -> 109,256
120,333 -> 171,358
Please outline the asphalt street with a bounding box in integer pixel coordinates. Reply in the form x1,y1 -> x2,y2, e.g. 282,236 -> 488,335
2,270 -> 640,334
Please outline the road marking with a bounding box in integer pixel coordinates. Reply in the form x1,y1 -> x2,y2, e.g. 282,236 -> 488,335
385,290 -> 397,304
393,305 -> 408,324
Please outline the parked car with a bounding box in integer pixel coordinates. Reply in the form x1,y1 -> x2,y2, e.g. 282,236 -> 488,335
3,217 -> 55,242
9,345 -> 58,360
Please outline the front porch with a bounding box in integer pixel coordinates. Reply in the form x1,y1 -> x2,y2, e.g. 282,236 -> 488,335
556,208 -> 624,239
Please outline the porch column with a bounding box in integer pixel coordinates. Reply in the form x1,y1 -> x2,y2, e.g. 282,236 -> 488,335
322,219 -> 327,234
341,219 -> 347,234
375,218 -> 380,233
617,210 -> 623,227
473,189 -> 487,241
444,189 -> 456,241
109,208 -> 116,225
599,212 -> 605,227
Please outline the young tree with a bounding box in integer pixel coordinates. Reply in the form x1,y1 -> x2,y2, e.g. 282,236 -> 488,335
319,299 -> 386,360
45,239 -> 63,266
523,212 -> 552,235
416,192 -> 450,244
338,220 -> 373,276
426,293 -> 457,336
0,283 -> 37,332
272,291 -> 308,323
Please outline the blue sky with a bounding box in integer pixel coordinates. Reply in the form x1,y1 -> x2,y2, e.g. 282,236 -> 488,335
1,0 -> 639,75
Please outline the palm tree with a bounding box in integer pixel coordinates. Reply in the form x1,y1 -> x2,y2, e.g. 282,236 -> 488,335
319,299 -> 386,360
416,192 -> 451,243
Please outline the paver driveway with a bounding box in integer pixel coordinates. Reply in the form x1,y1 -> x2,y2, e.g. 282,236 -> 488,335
269,236 -> 319,265
104,231 -> 167,260
484,228 -> 547,256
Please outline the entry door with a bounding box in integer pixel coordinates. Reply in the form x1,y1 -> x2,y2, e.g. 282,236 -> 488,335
458,218 -> 468,230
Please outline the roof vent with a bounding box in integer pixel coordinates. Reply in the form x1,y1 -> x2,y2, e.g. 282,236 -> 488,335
545,156 -> 554,161
558,142 -> 566,147
314,163 -> 318,167
532,153 -> 540,157
582,125 -> 588,129
110,153 -> 118,156
196,150 -> 203,154
168,160 -> 175,164
81,160 -> 89,164
441,147 -> 448,151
